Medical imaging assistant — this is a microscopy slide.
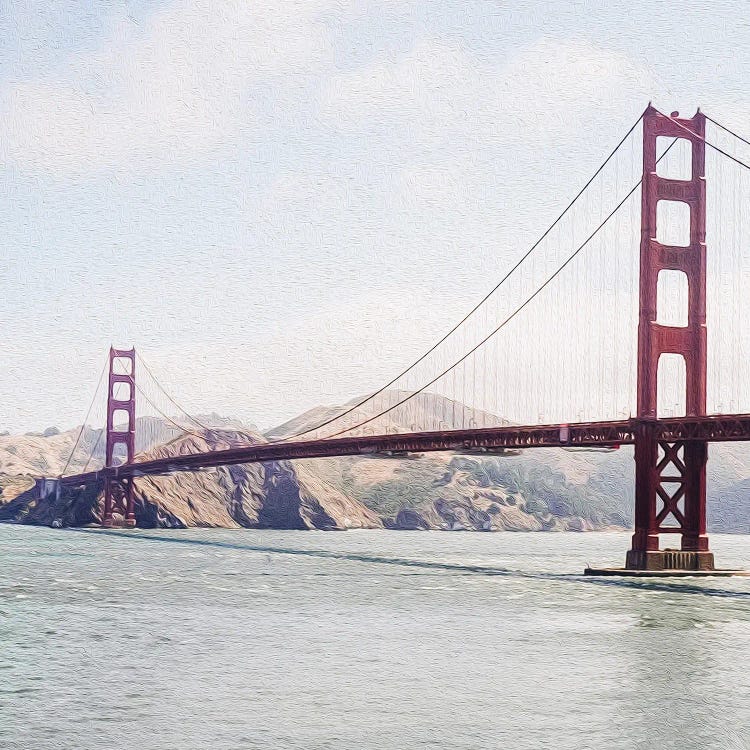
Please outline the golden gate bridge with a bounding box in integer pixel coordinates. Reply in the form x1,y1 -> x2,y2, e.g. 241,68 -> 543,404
42,104 -> 750,574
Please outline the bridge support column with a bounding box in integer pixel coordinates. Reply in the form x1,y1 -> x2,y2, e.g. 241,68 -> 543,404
102,347 -> 136,528
625,424 -> 713,571
624,105 -> 714,571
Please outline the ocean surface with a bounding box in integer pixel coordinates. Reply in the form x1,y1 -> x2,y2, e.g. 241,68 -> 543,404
3,526 -> 750,750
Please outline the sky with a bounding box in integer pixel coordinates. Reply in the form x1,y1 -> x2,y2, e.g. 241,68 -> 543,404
2,0 -> 750,433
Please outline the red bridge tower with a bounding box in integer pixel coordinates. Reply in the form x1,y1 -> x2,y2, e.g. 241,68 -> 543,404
102,347 -> 136,528
625,106 -> 713,571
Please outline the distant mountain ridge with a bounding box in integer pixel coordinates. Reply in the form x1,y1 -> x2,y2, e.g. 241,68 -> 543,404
265,390 -> 511,441
2,391 -> 750,532
1,427 -> 379,530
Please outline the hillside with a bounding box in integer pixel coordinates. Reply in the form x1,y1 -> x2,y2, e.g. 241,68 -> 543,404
0,416 -> 183,477
1,427 -> 380,530
3,391 -> 750,531
265,390 -> 511,441
267,391 -> 750,533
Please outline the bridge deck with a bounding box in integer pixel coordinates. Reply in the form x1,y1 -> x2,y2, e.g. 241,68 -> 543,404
58,413 -> 750,486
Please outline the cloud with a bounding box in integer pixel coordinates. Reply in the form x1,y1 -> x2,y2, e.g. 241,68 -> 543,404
0,0 -> 331,174
0,5 -> 655,183
320,37 -> 654,148
0,7 -> 670,431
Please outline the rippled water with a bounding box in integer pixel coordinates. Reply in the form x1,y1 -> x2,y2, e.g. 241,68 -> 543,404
3,526 -> 750,749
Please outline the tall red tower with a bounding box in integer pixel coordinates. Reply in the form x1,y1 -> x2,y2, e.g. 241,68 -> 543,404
102,347 -> 137,528
625,106 -> 713,570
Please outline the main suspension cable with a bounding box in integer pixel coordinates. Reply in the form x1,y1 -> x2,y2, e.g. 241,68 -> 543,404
658,109 -> 750,173
136,353 -> 210,431
704,113 -> 750,148
60,353 -> 109,477
321,139 -> 678,440
76,385 -> 203,473
276,108 -> 647,442
80,428 -> 104,474
132,381 -> 203,441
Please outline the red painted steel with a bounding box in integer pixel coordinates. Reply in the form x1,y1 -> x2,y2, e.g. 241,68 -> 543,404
55,105 -> 738,567
58,414 -> 750,490
627,106 -> 711,569
59,419 -> 631,487
102,347 -> 136,527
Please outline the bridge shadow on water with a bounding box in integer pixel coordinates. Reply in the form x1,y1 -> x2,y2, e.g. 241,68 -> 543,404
68,528 -> 750,602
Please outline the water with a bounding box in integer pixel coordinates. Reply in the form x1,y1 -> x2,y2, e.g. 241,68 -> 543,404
3,526 -> 750,749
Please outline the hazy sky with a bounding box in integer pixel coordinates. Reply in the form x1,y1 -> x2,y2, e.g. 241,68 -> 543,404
2,0 -> 749,433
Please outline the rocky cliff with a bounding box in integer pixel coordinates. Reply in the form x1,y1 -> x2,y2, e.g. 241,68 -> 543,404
1,428 -> 380,530
3,391 -> 750,531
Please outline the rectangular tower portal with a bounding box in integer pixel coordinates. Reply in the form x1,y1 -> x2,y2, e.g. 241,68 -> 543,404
102,347 -> 137,528
625,106 -> 713,571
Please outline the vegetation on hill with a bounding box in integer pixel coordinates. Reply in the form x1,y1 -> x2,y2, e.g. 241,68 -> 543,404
2,391 -> 750,531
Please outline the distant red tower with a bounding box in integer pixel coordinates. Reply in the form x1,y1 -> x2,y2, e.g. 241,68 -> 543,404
625,106 -> 713,570
102,347 -> 136,528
